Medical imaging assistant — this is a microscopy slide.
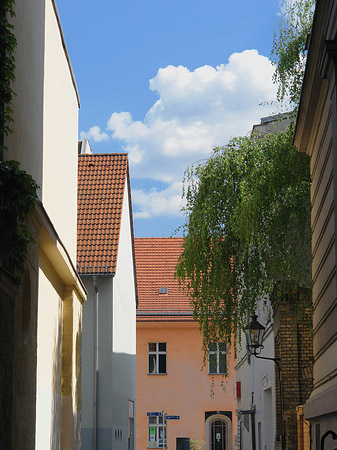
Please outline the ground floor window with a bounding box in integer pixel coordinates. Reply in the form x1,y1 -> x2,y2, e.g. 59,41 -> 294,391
148,415 -> 167,448
128,400 -> 134,450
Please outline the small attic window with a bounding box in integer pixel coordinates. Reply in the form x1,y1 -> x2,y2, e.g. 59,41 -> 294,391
159,287 -> 168,294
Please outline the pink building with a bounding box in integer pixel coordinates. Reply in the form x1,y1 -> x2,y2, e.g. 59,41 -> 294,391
135,238 -> 237,450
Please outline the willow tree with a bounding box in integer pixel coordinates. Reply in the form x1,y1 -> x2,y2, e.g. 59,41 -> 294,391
175,123 -> 311,352
175,0 -> 314,354
271,0 -> 315,105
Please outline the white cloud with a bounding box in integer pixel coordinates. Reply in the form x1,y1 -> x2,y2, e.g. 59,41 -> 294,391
132,182 -> 185,218
80,125 -> 109,142
81,49 -> 279,218
107,112 -> 149,141
124,143 -> 144,164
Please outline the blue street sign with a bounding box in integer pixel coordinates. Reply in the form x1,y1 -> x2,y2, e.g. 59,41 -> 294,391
166,415 -> 180,420
147,412 -> 162,417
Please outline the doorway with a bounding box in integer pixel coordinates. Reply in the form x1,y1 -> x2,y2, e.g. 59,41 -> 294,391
210,419 -> 227,450
205,413 -> 232,450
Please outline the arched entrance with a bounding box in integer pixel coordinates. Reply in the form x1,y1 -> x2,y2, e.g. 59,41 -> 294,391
205,414 -> 232,450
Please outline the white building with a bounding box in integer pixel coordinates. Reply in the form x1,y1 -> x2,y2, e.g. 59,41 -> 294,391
77,142 -> 137,450
235,303 -> 276,450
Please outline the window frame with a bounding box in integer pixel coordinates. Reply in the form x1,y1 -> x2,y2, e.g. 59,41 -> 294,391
148,415 -> 167,448
148,342 -> 167,375
208,343 -> 228,375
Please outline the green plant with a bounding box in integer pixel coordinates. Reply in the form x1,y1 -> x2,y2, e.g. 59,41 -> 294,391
190,437 -> 205,450
0,160 -> 39,277
175,0 -> 315,359
271,0 -> 315,106
0,1 -> 39,278
175,123 -> 311,354
0,0 -> 17,146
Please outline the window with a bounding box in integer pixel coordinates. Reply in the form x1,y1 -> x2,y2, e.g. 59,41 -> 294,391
208,343 -> 227,374
148,343 -> 167,374
148,415 -> 167,448
128,400 -> 134,450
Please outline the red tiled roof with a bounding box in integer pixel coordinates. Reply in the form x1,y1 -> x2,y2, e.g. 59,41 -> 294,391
134,237 -> 194,322
77,153 -> 128,274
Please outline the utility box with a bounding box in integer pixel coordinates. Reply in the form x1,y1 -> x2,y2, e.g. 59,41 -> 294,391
176,437 -> 190,450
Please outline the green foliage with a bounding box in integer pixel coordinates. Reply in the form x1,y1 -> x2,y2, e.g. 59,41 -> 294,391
271,0 -> 315,105
176,123 -> 311,352
0,0 -> 17,144
190,437 -> 205,450
0,160 -> 39,277
0,2 -> 39,278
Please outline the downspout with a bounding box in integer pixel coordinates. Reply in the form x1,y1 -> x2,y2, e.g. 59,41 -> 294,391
251,401 -> 256,450
251,357 -> 256,450
93,276 -> 99,450
237,408 -> 256,450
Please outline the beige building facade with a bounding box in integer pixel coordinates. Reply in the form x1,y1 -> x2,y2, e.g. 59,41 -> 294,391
294,0 -> 337,447
1,1 -> 86,449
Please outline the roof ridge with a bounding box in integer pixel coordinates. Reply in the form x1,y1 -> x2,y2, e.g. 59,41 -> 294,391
78,152 -> 128,157
134,237 -> 184,240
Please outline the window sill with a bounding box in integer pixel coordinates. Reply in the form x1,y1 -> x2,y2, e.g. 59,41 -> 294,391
147,373 -> 168,375
147,445 -> 167,449
208,373 -> 227,376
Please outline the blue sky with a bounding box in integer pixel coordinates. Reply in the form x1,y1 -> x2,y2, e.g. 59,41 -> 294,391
56,0 -> 281,237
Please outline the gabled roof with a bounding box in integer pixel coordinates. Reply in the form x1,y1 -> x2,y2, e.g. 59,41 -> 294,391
77,153 -> 128,274
134,237 -> 193,322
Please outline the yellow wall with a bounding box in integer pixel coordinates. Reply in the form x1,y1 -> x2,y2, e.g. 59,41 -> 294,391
35,250 -> 63,449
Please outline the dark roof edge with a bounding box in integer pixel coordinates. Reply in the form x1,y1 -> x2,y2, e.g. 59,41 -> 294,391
126,161 -> 139,308
137,312 -> 193,316
51,0 -> 80,107
78,152 -> 128,157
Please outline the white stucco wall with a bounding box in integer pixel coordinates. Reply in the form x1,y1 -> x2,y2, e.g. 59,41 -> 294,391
236,302 -> 276,450
112,179 -> 137,449
81,178 -> 137,450
5,0 -> 79,264
42,0 -> 79,264
113,180 -> 137,356
4,2 -> 85,449
5,0 -> 45,186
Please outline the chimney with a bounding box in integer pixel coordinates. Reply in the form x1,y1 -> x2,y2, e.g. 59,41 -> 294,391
79,139 -> 93,155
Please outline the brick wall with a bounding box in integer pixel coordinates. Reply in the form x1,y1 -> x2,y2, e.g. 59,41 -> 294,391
273,290 -> 313,450
297,405 -> 311,450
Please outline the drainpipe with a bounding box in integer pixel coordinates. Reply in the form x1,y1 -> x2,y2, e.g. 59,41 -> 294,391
251,402 -> 256,450
251,357 -> 256,450
93,276 -> 99,450
237,408 -> 256,450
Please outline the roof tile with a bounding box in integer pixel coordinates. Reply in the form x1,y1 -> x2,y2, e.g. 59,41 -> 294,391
134,238 -> 193,322
77,153 -> 128,274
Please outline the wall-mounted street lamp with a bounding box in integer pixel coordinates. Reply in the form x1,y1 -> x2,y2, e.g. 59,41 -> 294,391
244,314 -> 285,450
244,314 -> 265,354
